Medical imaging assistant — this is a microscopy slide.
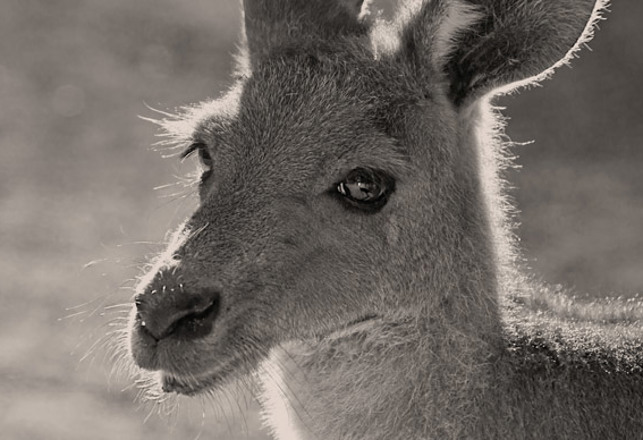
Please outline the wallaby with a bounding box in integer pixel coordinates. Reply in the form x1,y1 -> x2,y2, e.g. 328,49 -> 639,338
123,0 -> 643,439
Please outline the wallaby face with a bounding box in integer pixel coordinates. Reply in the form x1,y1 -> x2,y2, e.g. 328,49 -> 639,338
126,0 -> 610,437
130,41 -> 468,395
129,2 -> 480,394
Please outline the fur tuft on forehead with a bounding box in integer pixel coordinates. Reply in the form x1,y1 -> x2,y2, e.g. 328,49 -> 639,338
140,85 -> 243,157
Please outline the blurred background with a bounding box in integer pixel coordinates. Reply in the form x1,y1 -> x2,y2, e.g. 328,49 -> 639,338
1,0 -> 641,439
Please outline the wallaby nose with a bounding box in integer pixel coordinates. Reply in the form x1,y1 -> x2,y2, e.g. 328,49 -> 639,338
134,277 -> 220,341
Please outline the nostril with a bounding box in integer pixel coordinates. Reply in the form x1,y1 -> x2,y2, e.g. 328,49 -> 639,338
134,289 -> 221,341
166,294 -> 221,340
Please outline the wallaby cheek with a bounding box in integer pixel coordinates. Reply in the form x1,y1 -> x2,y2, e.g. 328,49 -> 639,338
272,225 -> 386,334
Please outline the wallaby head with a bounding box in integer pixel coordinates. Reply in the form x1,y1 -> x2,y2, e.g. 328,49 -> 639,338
125,0 -> 607,437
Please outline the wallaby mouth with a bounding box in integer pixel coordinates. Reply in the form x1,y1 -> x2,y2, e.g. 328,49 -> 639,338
156,316 -> 382,396
161,371 -> 220,396
159,348 -> 260,396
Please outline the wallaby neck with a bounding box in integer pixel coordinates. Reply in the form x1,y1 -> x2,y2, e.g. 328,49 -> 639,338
260,310 -> 502,440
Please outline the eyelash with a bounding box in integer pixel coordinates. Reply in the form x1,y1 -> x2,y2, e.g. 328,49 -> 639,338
181,142 -> 214,183
181,142 -> 210,162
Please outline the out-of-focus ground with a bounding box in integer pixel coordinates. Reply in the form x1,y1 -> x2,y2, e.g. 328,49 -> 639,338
0,1 -> 641,439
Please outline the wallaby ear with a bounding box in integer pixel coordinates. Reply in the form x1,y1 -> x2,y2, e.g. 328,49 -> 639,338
242,0 -> 370,68
394,0 -> 608,105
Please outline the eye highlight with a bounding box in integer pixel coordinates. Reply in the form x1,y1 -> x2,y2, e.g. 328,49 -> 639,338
334,168 -> 395,213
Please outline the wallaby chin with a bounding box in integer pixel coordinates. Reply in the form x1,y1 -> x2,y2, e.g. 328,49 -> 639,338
119,0 -> 643,439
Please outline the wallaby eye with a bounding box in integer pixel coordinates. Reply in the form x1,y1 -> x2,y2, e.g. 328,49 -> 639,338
335,168 -> 394,212
181,142 -> 213,180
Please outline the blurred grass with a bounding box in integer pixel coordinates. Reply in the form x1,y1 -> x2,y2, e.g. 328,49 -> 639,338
0,1 -> 641,439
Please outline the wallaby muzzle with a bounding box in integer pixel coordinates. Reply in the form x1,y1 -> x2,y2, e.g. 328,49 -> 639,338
133,268 -> 221,343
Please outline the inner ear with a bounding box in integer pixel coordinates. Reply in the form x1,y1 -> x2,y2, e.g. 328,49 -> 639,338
242,0 -> 370,68
395,0 -> 606,106
446,0 -> 607,104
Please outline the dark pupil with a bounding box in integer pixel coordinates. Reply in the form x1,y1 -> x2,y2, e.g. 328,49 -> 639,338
344,170 -> 382,201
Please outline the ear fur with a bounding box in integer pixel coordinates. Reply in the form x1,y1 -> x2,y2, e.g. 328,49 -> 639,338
242,0 -> 370,69
394,0 -> 609,105
392,0 -> 483,75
